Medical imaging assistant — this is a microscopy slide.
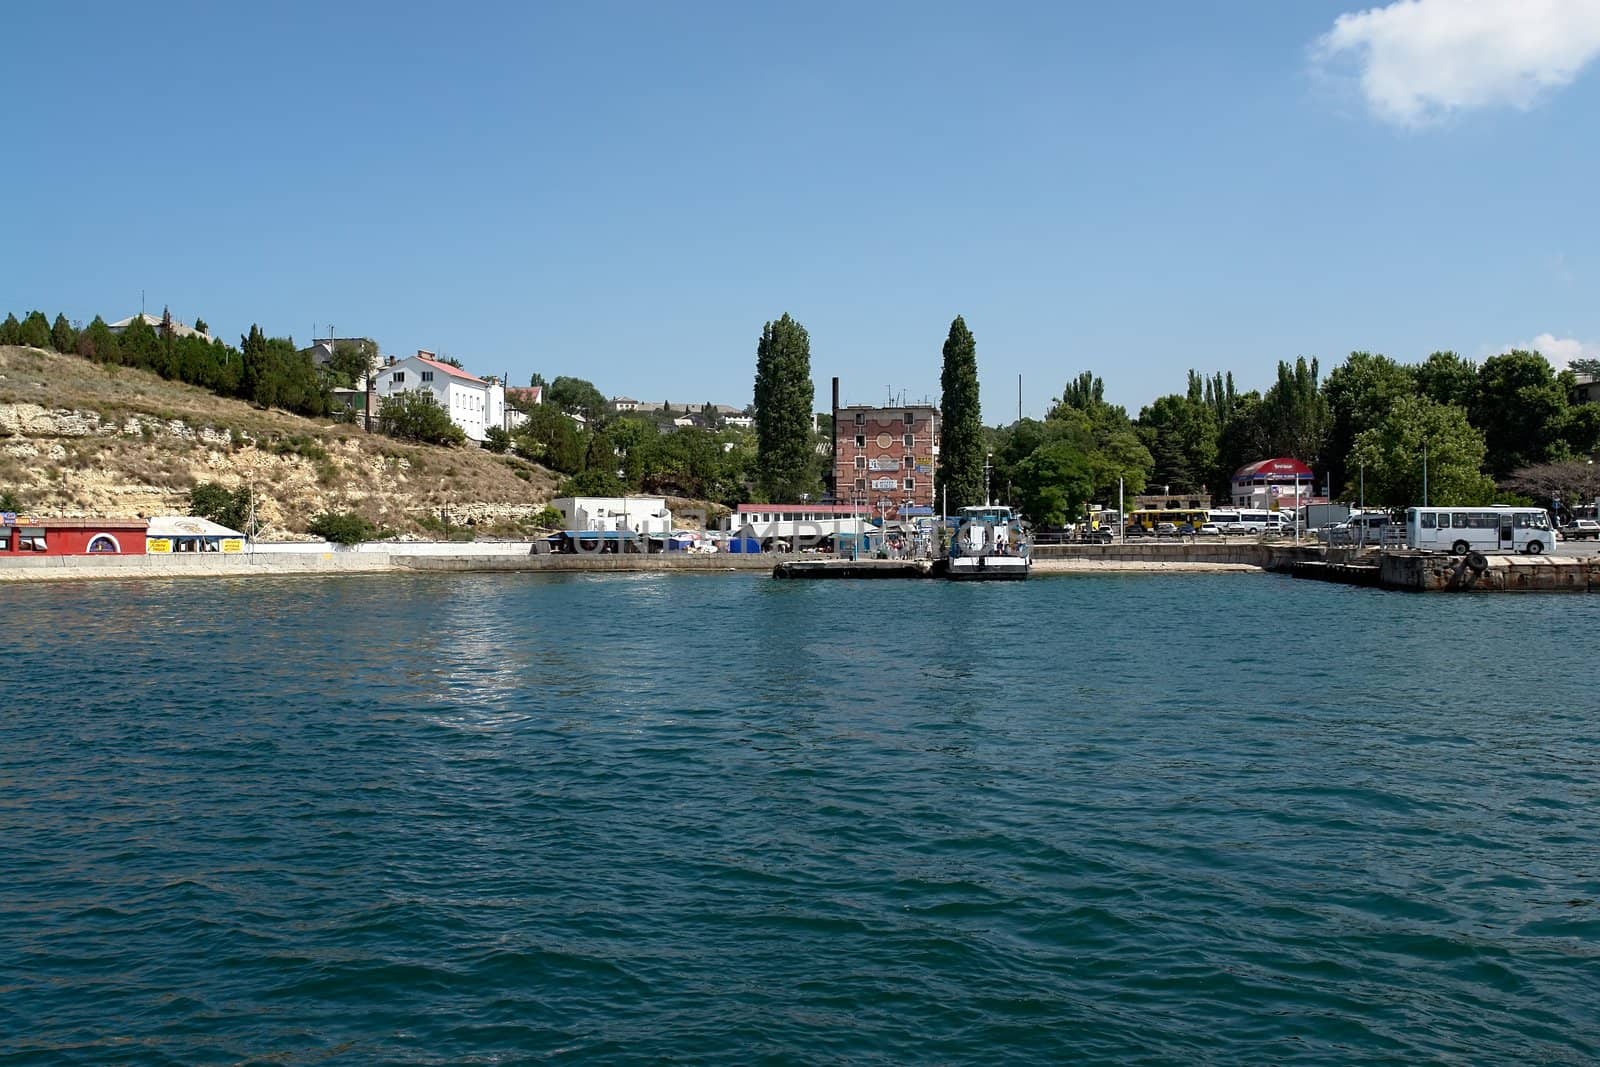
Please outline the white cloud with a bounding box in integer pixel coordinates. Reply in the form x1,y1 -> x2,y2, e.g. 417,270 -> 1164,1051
1314,0 -> 1600,126
1504,333 -> 1600,368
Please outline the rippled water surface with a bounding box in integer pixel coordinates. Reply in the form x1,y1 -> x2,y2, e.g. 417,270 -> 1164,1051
4,572 -> 1599,1064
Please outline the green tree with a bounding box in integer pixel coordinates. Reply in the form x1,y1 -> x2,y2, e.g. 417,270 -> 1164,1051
17,310 -> 51,349
1413,351 -> 1477,409
483,426 -> 511,453
189,482 -> 253,532
325,339 -> 376,387
378,390 -> 467,446
935,315 -> 984,511
997,396 -> 1153,526
1322,352 -> 1414,497
1349,395 -> 1496,507
118,313 -> 161,369
49,313 -> 77,354
0,313 -> 20,345
241,325 -> 327,414
1045,374 -> 1153,508
193,317 -> 209,336
1137,372 -> 1218,495
752,313 -> 819,502
606,415 -> 659,489
547,376 -> 607,422
529,371 -> 548,388
1472,351 -> 1568,477
1257,357 -> 1328,468
1013,439 -> 1095,526
559,468 -> 628,497
512,404 -> 586,473
1057,371 -> 1106,414
308,511 -> 380,545
76,315 -> 120,363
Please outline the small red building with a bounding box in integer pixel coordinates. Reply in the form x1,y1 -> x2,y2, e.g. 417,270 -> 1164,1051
0,517 -> 149,555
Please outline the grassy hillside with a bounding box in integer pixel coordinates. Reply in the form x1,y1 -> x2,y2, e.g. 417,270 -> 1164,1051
0,345 -> 560,537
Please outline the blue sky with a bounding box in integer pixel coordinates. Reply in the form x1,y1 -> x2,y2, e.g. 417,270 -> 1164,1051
5,0 -> 1598,421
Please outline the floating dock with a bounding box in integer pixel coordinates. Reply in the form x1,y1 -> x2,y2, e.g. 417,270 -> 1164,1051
772,559 -> 934,580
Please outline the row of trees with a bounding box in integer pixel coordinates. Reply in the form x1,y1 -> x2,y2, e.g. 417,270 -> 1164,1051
507,401 -> 758,505
1135,350 -> 1600,510
2,308 -> 338,418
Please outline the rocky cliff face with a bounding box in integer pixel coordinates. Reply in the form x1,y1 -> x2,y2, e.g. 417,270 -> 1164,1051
0,347 -> 558,537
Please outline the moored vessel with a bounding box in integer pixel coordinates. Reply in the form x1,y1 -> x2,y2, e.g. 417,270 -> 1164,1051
942,504 -> 1030,580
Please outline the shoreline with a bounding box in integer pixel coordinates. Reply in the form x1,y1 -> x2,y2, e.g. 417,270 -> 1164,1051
1030,559 -> 1263,574
0,551 -> 1270,583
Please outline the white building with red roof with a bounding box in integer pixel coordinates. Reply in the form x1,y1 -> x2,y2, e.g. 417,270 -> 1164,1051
372,350 -> 509,443
1230,457 -> 1316,508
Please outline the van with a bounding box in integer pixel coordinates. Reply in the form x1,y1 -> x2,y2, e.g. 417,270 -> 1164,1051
1329,512 -> 1393,546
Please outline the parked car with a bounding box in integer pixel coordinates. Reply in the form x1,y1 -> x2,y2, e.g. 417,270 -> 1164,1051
1196,523 -> 1223,537
1154,522 -> 1179,537
1560,518 -> 1600,540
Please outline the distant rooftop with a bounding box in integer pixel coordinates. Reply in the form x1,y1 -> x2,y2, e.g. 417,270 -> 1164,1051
108,313 -> 213,342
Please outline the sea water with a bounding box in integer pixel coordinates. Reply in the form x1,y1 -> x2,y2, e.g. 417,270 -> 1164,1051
3,572 -> 1598,1064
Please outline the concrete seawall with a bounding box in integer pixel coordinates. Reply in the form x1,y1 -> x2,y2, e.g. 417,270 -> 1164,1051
1377,552 -> 1600,592
7,540 -> 1597,590
0,550 -> 780,582
1032,541 -> 1338,568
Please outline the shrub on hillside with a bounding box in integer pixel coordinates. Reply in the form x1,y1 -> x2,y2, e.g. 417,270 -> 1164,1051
378,390 -> 466,446
307,511 -> 380,545
189,482 -> 253,532
484,426 -> 510,453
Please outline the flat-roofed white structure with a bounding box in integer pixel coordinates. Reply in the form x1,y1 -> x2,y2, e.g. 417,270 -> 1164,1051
553,496 -> 673,535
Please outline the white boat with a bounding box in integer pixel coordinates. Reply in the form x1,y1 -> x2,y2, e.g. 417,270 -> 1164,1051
943,504 -> 1031,580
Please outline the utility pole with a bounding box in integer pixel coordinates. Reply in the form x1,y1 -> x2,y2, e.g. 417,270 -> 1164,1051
1422,440 -> 1429,507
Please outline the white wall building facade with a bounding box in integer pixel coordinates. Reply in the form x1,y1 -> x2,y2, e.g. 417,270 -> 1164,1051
372,350 -> 507,443
553,496 -> 673,535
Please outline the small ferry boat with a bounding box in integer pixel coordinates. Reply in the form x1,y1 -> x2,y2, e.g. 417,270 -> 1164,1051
943,504 -> 1031,581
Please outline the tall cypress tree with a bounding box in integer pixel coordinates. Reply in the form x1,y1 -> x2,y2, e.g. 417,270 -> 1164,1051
50,313 -> 77,354
753,313 -> 818,501
936,315 -> 984,510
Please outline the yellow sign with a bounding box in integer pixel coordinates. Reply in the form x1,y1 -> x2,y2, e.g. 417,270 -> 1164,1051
148,538 -> 173,554
221,539 -> 244,554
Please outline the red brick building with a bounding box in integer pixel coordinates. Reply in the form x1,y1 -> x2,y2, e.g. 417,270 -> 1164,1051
0,518 -> 149,555
833,404 -> 941,516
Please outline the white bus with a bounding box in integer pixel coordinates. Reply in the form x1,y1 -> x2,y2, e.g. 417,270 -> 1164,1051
1208,508 -> 1284,535
1405,506 -> 1555,555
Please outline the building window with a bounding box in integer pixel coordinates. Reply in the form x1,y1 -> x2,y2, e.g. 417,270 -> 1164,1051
86,534 -> 120,553
855,412 -> 865,425
854,478 -> 866,491
904,411 -> 915,425
903,456 -> 914,469
393,371 -> 405,383
421,370 -> 434,382
904,477 -> 916,490
854,434 -> 865,448
903,433 -> 914,447
854,456 -> 866,469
